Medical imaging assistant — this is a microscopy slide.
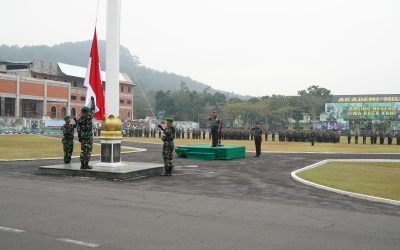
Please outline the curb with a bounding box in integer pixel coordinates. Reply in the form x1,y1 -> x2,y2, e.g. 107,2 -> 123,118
0,135 -> 147,162
291,159 -> 400,206
122,141 -> 400,155
0,149 -> 146,162
247,150 -> 400,155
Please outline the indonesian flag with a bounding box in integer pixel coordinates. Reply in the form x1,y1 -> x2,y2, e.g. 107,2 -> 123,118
83,28 -> 105,120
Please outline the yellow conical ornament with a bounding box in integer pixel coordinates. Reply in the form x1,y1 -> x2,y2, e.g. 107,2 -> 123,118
99,115 -> 123,139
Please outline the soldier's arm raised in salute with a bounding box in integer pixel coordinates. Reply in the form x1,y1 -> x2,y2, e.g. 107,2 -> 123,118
88,96 -> 95,119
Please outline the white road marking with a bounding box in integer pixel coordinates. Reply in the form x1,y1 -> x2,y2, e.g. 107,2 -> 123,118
57,238 -> 99,248
0,226 -> 25,233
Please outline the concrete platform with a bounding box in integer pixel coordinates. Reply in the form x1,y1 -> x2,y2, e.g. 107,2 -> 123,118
38,161 -> 164,180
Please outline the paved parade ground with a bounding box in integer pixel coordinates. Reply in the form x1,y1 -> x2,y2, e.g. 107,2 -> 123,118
1,138 -> 400,249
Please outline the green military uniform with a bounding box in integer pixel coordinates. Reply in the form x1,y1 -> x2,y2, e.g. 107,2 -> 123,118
77,98 -> 95,169
160,118 -> 175,176
208,113 -> 221,147
61,115 -> 76,164
252,125 -> 262,157
310,130 -> 316,146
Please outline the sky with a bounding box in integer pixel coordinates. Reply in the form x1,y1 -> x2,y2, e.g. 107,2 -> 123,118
0,0 -> 399,97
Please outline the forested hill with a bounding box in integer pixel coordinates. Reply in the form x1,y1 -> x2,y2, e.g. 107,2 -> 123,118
0,41 -> 244,97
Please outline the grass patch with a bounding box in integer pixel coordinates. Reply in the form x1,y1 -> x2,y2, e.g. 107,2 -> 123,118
122,136 -> 400,153
298,162 -> 400,201
0,135 -> 133,160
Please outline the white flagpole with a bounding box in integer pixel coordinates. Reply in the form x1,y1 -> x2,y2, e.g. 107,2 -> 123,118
106,0 -> 121,116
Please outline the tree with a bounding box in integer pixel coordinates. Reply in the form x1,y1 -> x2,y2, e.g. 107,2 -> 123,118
297,85 -> 332,126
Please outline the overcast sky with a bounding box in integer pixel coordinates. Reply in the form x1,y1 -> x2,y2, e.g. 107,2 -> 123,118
1,0 -> 399,96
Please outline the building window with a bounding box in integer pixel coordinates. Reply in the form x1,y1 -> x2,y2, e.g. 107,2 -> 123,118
0,97 -> 16,117
44,76 -> 48,79
80,96 -> 85,101
71,107 -> 76,117
71,95 -> 77,100
120,100 -> 124,104
33,75 -> 37,78
128,86 -> 131,93
62,107 -> 67,116
120,86 -> 124,92
50,106 -> 57,119
127,100 -> 131,104
73,81 -> 78,87
128,111 -> 131,119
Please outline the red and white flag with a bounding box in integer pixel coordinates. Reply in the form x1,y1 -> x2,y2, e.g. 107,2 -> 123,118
83,28 -> 105,120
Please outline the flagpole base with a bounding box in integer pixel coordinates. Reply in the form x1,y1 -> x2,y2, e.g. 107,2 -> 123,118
99,115 -> 123,165
100,139 -> 122,164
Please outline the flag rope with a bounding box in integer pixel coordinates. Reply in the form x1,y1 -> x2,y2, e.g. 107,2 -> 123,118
95,0 -> 100,26
130,73 -> 158,121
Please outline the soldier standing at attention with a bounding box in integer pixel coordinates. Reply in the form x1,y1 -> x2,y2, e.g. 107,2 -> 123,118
208,111 -> 221,147
158,118 -> 175,176
396,132 -> 400,145
362,131 -> 367,144
379,131 -> 385,145
347,131 -> 352,144
354,132 -> 359,144
77,96 -> 95,169
370,131 -> 374,144
310,129 -> 316,146
387,133 -> 393,145
61,115 -> 76,164
251,122 -> 263,157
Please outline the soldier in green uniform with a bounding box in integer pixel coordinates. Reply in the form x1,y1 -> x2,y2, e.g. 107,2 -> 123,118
61,115 -> 76,164
347,132 -> 352,144
362,132 -> 367,144
158,118 -> 175,176
208,111 -> 221,147
77,97 -> 95,169
396,132 -> 400,145
251,122 -> 263,157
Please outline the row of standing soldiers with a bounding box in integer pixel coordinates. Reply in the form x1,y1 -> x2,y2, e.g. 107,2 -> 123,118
347,132 -> 400,145
123,128 -> 158,138
276,130 -> 341,143
122,127 -> 207,139
219,128 -> 340,143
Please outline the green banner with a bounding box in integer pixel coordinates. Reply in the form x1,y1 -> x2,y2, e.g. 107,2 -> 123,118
325,102 -> 400,121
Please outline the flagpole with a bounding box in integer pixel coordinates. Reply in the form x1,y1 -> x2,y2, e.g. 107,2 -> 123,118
106,0 -> 120,116
98,0 -> 123,166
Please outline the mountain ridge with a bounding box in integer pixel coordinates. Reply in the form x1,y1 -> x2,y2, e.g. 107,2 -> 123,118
0,41 -> 249,99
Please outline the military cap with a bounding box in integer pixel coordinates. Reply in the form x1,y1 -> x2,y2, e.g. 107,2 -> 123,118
166,118 -> 174,122
64,115 -> 70,121
81,106 -> 90,112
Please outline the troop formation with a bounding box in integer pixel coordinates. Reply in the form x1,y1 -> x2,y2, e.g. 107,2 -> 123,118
276,130 -> 341,143
346,131 -> 400,145
122,127 -> 206,139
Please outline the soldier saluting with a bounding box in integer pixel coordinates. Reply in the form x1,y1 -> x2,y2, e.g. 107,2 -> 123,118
158,118 -> 175,176
208,111 -> 221,147
61,115 -> 77,164
251,122 -> 263,157
76,96 -> 96,169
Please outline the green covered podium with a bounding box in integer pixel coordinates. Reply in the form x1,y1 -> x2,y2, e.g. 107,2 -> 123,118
175,144 -> 246,160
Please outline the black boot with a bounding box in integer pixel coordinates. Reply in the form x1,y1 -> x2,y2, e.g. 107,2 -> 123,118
80,161 -> 85,169
161,166 -> 168,176
167,166 -> 172,176
85,162 -> 92,170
